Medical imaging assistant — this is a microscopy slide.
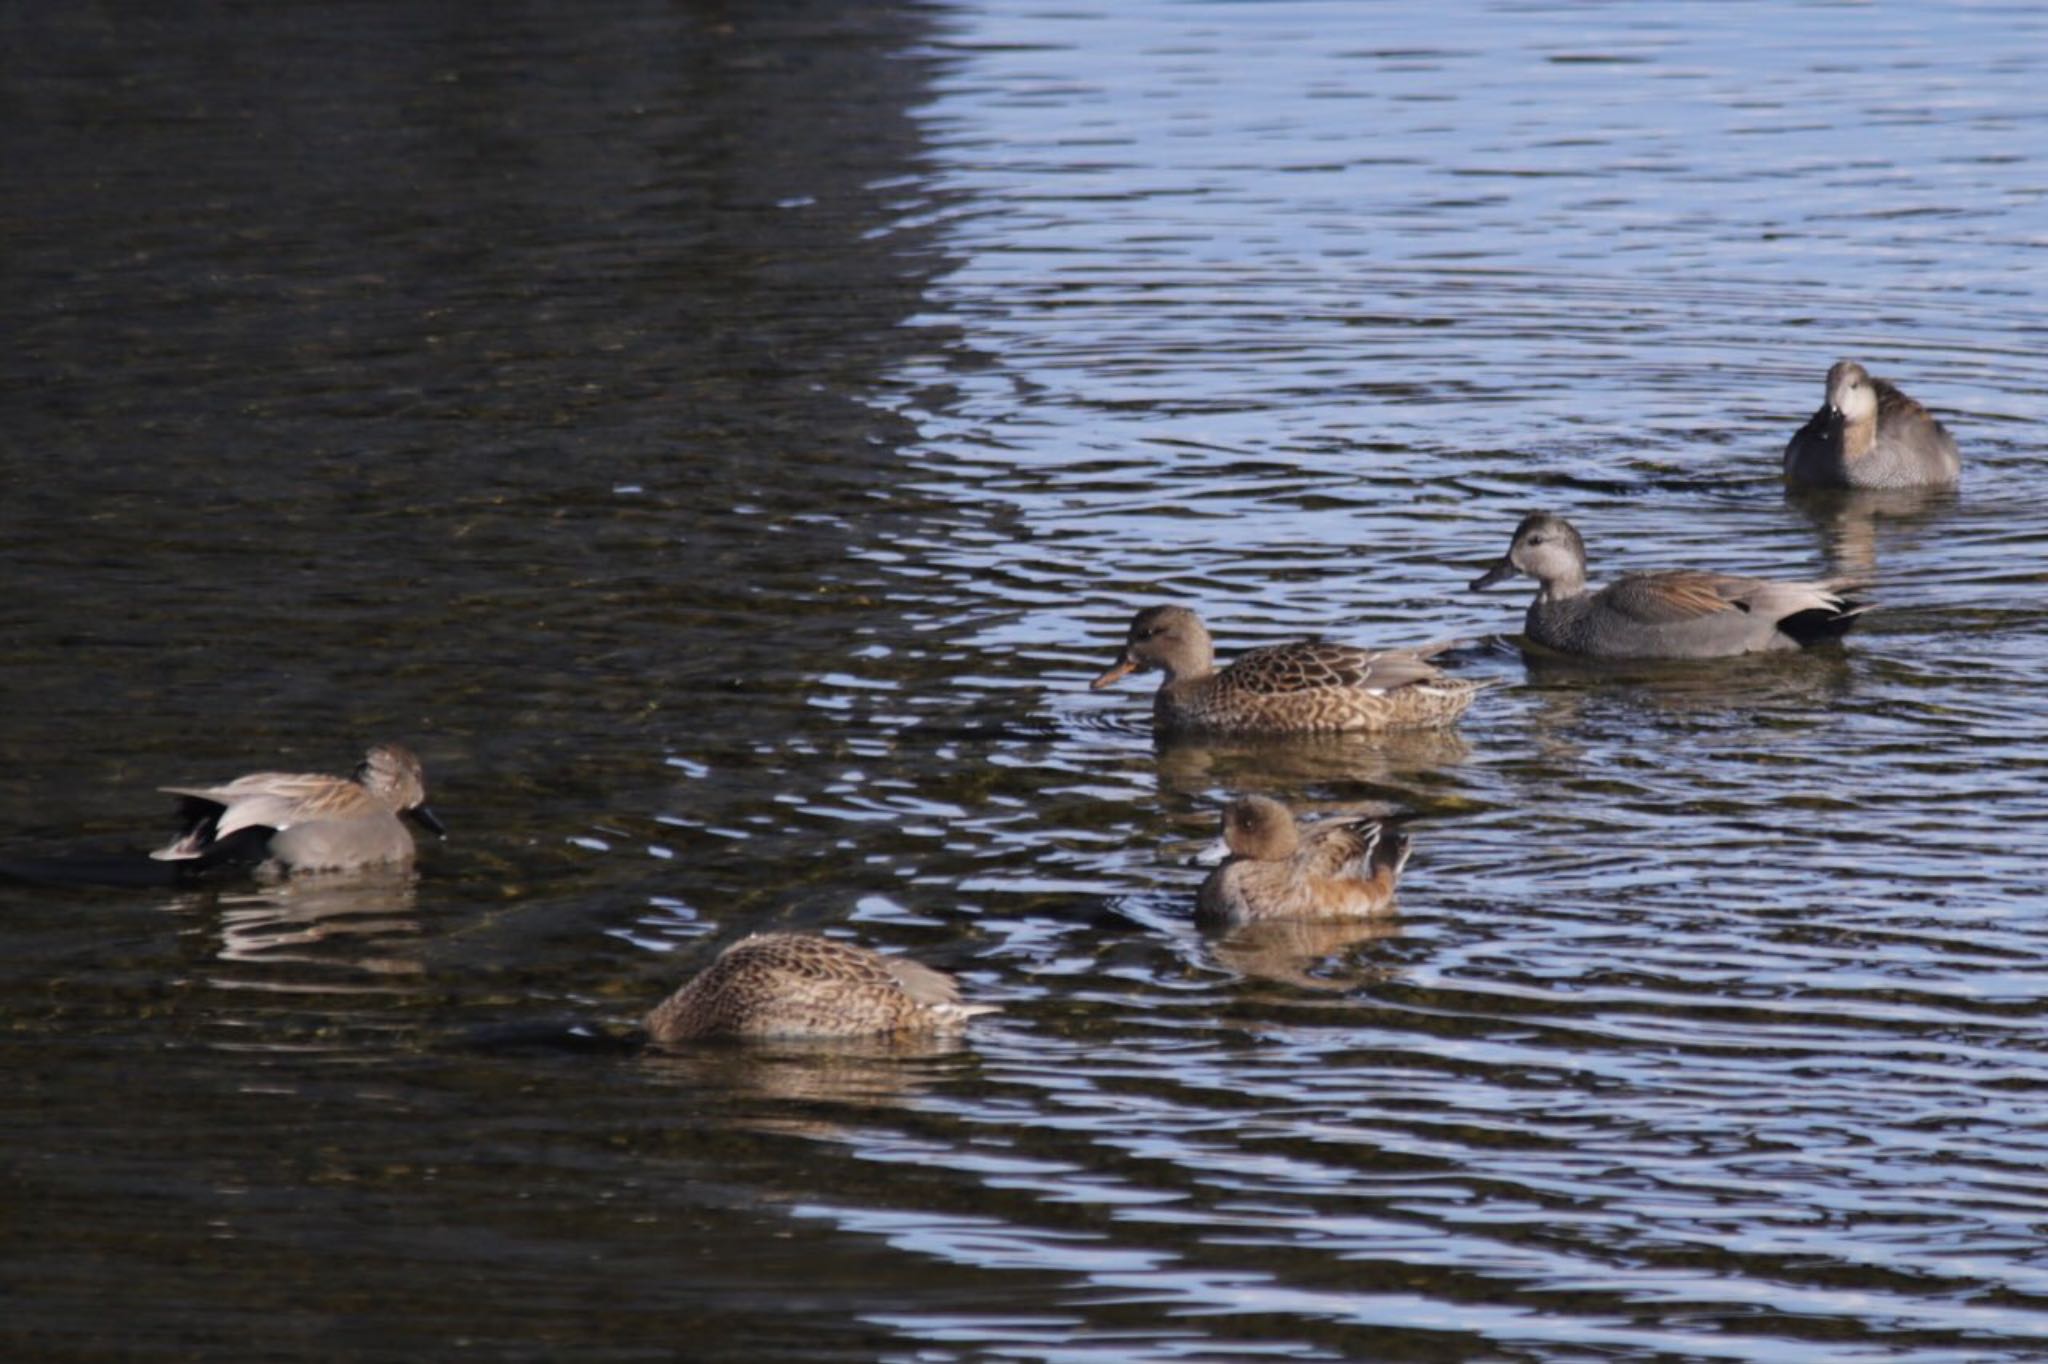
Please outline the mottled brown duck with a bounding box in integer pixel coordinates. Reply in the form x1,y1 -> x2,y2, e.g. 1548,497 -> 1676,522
644,933 -> 997,1042
1196,795 -> 1410,927
1091,605 -> 1486,735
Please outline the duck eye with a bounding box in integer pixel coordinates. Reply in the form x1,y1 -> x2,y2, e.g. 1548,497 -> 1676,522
1527,534 -> 1545,545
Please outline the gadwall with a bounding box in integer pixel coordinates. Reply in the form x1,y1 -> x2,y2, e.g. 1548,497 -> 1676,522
1196,795 -> 1410,927
1784,360 -> 1960,489
151,742 -> 444,875
1469,513 -> 1864,658
1091,605 -> 1486,735
644,932 -> 997,1042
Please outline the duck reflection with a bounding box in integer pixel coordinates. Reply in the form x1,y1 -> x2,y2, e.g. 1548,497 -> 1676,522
1509,642 -> 1856,718
1786,483 -> 1957,577
636,1033 -> 976,1137
192,868 -> 425,976
1205,914 -> 1402,993
1152,728 -> 1470,802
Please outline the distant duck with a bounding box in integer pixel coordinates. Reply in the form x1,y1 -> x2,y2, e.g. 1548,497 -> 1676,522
1784,360 -> 1960,489
1469,513 -> 1865,658
1196,795 -> 1410,927
643,933 -> 997,1042
152,742 -> 443,875
1091,605 -> 1486,735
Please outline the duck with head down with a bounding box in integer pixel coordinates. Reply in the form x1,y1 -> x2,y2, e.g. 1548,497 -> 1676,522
1468,513 -> 1865,659
643,933 -> 998,1042
1783,359 -> 1960,490
1091,605 -> 1486,736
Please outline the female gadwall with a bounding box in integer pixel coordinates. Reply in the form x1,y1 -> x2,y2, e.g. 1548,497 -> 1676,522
1196,795 -> 1411,927
1784,360 -> 1960,489
151,742 -> 444,874
1091,605 -> 1486,735
1469,513 -> 1864,658
644,932 -> 997,1041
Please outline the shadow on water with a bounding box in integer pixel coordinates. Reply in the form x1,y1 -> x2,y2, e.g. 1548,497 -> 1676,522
0,4 -> 1054,1361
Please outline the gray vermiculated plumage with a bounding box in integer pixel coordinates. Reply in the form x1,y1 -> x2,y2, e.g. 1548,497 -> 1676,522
1784,360 -> 1959,490
1469,513 -> 1865,659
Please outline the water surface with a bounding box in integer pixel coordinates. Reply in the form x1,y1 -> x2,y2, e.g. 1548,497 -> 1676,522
4,1 -> 2048,1360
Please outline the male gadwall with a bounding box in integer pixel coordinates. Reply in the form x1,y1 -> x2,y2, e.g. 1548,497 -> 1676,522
1196,795 -> 1411,927
151,742 -> 444,875
644,932 -> 997,1041
1091,605 -> 1486,735
1784,360 -> 1960,489
1469,513 -> 1864,658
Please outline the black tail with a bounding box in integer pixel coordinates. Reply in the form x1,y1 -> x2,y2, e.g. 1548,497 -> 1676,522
1781,601 -> 1870,648
1374,825 -> 1414,879
1339,813 -> 1415,879
157,797 -> 227,859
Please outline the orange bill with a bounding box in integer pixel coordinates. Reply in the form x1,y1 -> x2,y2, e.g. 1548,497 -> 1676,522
1090,655 -> 1138,690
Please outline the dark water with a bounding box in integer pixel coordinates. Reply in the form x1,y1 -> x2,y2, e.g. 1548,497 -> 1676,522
5,2 -> 2048,1360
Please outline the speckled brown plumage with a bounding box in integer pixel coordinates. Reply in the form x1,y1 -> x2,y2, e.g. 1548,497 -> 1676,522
1196,795 -> 1410,926
643,932 -> 997,1042
1091,605 -> 1486,735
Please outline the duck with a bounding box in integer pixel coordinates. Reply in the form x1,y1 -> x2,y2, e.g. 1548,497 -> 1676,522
1196,795 -> 1410,927
643,933 -> 998,1042
1468,513 -> 1865,658
1091,605 -> 1486,735
1783,360 -> 1960,489
151,742 -> 444,875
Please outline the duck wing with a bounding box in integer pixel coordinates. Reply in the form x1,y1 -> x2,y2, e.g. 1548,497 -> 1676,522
1225,640 -> 1445,694
1872,376 -> 1938,429
159,772 -> 367,837
1599,571 -> 1775,624
1871,376 -> 1957,454
1295,816 -> 1390,880
1602,571 -> 1853,627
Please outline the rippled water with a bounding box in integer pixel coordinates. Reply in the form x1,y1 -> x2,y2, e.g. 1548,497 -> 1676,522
5,1 -> 2048,1360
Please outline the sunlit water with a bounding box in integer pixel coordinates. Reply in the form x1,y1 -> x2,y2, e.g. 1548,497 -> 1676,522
4,2 -> 2047,1360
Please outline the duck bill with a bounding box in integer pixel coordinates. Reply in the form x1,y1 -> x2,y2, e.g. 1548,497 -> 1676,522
407,805 -> 448,838
1090,654 -> 1139,690
1192,836 -> 1232,867
1468,557 -> 1519,591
